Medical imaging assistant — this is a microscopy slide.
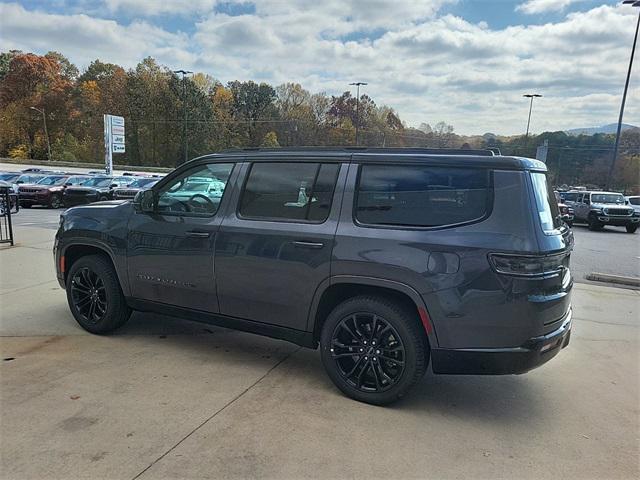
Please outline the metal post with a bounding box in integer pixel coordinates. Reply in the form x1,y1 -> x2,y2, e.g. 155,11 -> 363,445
349,82 -> 367,145
607,5 -> 640,189
104,114 -> 112,175
173,69 -> 192,165
523,94 -> 542,137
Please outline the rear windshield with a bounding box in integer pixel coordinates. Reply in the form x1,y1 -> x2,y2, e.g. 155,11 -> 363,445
530,172 -> 561,233
356,164 -> 492,228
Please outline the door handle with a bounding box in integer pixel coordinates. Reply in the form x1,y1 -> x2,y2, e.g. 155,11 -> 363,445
292,241 -> 324,249
186,231 -> 211,238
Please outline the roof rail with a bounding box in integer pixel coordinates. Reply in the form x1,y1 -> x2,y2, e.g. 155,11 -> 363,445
219,146 -> 496,156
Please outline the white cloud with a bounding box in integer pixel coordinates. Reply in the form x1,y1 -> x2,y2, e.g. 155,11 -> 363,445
1,1 -> 638,135
103,0 -> 218,16
516,0 -> 580,15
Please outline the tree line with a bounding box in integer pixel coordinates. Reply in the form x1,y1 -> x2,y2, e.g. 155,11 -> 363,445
0,50 -> 637,191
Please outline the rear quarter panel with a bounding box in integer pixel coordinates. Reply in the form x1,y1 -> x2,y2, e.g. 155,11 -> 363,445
333,164 -> 547,349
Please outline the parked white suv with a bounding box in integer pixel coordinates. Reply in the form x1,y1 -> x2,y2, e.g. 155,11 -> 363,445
573,191 -> 639,233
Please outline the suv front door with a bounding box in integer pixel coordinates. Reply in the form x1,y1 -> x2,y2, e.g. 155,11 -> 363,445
127,162 -> 236,312
215,160 -> 346,331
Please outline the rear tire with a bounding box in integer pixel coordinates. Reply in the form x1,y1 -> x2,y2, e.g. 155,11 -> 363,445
66,255 -> 131,334
320,295 -> 428,405
626,225 -> 638,233
99,195 -> 109,202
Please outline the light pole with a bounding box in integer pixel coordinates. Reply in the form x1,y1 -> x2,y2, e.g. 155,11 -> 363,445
606,0 -> 640,189
173,69 -> 193,165
30,106 -> 51,161
349,82 -> 368,145
523,94 -> 542,137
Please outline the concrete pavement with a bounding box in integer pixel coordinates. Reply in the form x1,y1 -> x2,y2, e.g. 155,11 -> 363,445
1,226 -> 639,479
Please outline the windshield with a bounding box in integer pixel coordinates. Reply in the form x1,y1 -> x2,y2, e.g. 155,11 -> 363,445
81,177 -> 113,187
127,178 -> 156,188
17,174 -> 43,183
591,194 -> 624,204
531,172 -> 562,233
37,175 -> 67,186
0,173 -> 20,182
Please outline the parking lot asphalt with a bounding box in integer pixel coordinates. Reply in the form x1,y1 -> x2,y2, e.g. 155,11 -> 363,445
1,222 -> 639,479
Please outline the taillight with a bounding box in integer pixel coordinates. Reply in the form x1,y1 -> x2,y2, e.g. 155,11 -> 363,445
489,252 -> 568,278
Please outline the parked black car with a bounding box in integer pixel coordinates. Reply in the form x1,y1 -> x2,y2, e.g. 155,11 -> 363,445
62,176 -> 134,207
112,177 -> 159,200
55,148 -> 573,404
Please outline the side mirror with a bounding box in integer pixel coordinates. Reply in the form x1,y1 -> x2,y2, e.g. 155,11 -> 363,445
16,180 -> 23,184
110,183 -> 118,188
133,189 -> 155,213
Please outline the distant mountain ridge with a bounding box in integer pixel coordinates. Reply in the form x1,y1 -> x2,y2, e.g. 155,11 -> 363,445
566,123 -> 638,136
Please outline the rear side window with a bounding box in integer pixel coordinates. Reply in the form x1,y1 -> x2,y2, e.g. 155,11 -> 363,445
356,164 -> 492,228
530,172 -> 561,233
239,162 -> 339,222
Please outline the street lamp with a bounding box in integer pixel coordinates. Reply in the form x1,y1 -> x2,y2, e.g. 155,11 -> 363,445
29,106 -> 52,161
349,82 -> 368,145
606,0 -> 640,189
173,69 -> 193,165
523,94 -> 542,137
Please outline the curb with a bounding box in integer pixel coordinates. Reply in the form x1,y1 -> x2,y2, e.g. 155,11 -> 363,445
585,272 -> 640,287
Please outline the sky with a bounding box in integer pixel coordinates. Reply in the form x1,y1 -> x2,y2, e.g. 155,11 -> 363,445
1,0 -> 638,136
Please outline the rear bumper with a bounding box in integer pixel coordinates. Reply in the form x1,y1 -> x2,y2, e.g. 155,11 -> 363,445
431,307 -> 572,375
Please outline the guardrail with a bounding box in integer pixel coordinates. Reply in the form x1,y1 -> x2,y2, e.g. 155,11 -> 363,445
0,185 -> 16,246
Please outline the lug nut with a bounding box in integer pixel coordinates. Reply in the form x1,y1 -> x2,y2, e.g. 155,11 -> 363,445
376,350 -> 380,354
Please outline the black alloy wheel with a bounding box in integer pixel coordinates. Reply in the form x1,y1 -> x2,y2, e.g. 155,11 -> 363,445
70,267 -> 108,324
320,295 -> 427,405
66,255 -> 131,334
330,313 -> 406,393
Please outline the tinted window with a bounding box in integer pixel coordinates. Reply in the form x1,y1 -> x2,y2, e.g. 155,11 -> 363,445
356,164 -> 491,227
157,163 -> 233,216
563,192 -> 578,202
630,198 -> 640,206
531,172 -> 561,233
239,162 -> 339,222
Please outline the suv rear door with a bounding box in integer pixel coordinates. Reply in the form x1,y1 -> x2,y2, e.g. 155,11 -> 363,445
215,158 -> 346,331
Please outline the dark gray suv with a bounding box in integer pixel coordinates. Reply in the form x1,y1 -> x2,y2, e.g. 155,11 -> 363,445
54,148 -> 573,404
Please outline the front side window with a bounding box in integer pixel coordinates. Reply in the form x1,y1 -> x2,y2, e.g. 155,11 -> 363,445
356,164 -> 492,228
530,172 -> 561,233
157,163 -> 234,216
629,197 -> 640,206
239,162 -> 339,222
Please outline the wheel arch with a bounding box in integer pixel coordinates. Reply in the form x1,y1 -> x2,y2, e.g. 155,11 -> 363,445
62,242 -> 129,295
307,276 -> 438,348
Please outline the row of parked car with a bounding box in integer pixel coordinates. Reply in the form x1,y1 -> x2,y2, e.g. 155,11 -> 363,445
0,168 -> 163,209
557,189 -> 640,233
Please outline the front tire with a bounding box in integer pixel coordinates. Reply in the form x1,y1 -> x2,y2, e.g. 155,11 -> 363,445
50,194 -> 62,209
626,225 -> 638,233
588,218 -> 603,231
320,296 -> 428,405
66,255 -> 131,334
